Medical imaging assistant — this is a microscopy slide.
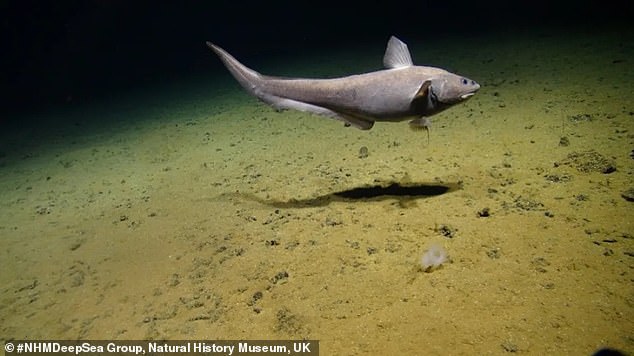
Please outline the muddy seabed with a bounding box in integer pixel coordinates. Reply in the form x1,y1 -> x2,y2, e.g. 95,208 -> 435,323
1,28 -> 632,355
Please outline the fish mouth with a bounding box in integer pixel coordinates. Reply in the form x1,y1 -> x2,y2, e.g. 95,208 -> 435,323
460,93 -> 476,100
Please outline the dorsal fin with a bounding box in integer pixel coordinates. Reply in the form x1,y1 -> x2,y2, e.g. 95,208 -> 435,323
383,36 -> 413,69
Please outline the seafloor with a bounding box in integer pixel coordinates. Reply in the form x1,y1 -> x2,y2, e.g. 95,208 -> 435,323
1,27 -> 632,354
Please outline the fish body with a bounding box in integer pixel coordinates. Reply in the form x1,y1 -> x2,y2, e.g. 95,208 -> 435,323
207,36 -> 479,130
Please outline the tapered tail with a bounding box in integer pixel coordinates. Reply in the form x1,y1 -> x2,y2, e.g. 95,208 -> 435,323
206,42 -> 262,95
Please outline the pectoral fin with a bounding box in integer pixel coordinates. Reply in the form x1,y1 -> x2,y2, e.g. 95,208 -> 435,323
408,117 -> 431,131
409,81 -> 433,142
409,80 -> 433,113
414,80 -> 431,100
409,117 -> 431,143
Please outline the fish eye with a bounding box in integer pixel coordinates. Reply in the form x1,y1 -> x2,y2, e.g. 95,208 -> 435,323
462,78 -> 468,85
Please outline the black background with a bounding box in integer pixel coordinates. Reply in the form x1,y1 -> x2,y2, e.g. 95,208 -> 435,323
1,0 -> 631,118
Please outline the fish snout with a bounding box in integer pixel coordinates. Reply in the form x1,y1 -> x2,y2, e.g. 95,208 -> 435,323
461,81 -> 480,99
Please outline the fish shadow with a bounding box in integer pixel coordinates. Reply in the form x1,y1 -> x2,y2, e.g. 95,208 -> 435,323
235,181 -> 462,208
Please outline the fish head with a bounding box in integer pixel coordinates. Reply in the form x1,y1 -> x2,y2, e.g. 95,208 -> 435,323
431,73 -> 480,104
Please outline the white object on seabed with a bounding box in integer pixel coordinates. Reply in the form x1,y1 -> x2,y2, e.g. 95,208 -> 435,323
420,244 -> 448,272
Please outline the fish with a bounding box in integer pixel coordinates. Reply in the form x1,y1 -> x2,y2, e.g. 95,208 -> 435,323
207,36 -> 479,131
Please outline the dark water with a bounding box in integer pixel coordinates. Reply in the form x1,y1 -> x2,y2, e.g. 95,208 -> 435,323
1,1 -> 631,121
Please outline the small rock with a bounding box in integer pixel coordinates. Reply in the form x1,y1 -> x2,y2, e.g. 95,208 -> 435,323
271,271 -> 289,284
501,340 -> 518,352
247,291 -> 263,306
621,188 -> 634,202
486,247 -> 501,259
559,136 -> 570,146
435,224 -> 456,238
358,146 -> 369,159
568,113 -> 593,122
35,206 -> 51,215
324,216 -> 343,226
477,207 -> 491,217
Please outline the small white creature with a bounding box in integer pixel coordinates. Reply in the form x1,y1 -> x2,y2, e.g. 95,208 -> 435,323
420,244 -> 448,272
